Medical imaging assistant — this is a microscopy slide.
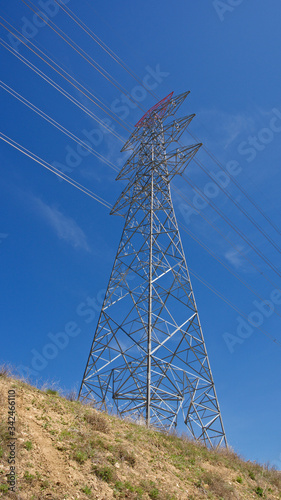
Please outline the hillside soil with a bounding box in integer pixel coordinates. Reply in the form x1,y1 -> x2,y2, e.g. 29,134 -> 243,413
0,374 -> 280,499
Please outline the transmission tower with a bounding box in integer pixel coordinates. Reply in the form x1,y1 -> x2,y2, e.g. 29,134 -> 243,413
79,91 -> 227,448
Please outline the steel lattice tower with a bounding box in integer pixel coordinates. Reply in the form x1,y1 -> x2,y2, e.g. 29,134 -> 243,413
79,91 -> 227,448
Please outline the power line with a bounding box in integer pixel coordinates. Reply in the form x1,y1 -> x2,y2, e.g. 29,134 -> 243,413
52,0 -> 159,101
181,174 -> 281,281
19,0 -> 146,113
0,38 -> 128,142
190,154 -> 281,257
0,132 -> 112,209
189,268 -> 281,348
0,22 -> 130,139
187,129 -> 281,240
177,219 -> 281,327
173,184 -> 281,291
0,15 -> 134,131
0,80 -> 119,173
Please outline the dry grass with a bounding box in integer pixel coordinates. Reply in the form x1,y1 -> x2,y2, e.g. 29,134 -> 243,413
84,409 -> 109,433
0,364 -> 13,379
115,444 -> 136,467
199,471 -> 235,499
63,389 -> 77,401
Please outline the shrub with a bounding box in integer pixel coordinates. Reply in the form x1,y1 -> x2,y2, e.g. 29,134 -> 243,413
92,465 -> 116,483
115,445 -> 136,467
200,471 -> 234,498
236,476 -> 243,483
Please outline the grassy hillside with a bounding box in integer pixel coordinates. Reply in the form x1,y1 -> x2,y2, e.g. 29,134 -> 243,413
0,371 -> 280,499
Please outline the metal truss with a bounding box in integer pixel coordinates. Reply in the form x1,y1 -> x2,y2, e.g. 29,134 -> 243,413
78,91 -> 227,448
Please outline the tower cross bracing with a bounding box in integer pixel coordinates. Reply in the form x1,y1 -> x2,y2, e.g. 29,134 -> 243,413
79,91 -> 227,448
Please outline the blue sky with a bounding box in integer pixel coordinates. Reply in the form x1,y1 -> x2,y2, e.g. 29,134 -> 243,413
1,0 -> 281,467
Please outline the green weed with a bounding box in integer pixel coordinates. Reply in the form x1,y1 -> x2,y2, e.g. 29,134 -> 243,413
149,488 -> 160,499
45,389 -> 58,395
24,440 -> 33,451
82,485 -> 92,495
24,470 -> 35,481
74,450 -> 88,463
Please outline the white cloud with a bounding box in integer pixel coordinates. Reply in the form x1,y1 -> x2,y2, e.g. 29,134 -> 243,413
190,107 -> 261,155
224,246 -> 246,270
34,198 -> 90,252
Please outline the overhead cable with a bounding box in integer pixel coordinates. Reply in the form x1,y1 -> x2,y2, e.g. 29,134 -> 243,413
173,184 -> 281,291
0,80 -> 119,173
0,24 -> 129,139
0,132 -> 112,209
190,154 -> 281,256
19,0 -> 145,113
182,174 -> 281,281
190,268 -> 281,348
0,15 -> 134,131
52,0 -> 159,101
187,129 -> 281,239
0,38 -> 128,142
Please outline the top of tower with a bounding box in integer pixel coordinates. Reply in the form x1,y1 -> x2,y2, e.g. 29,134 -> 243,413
135,92 -> 174,127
